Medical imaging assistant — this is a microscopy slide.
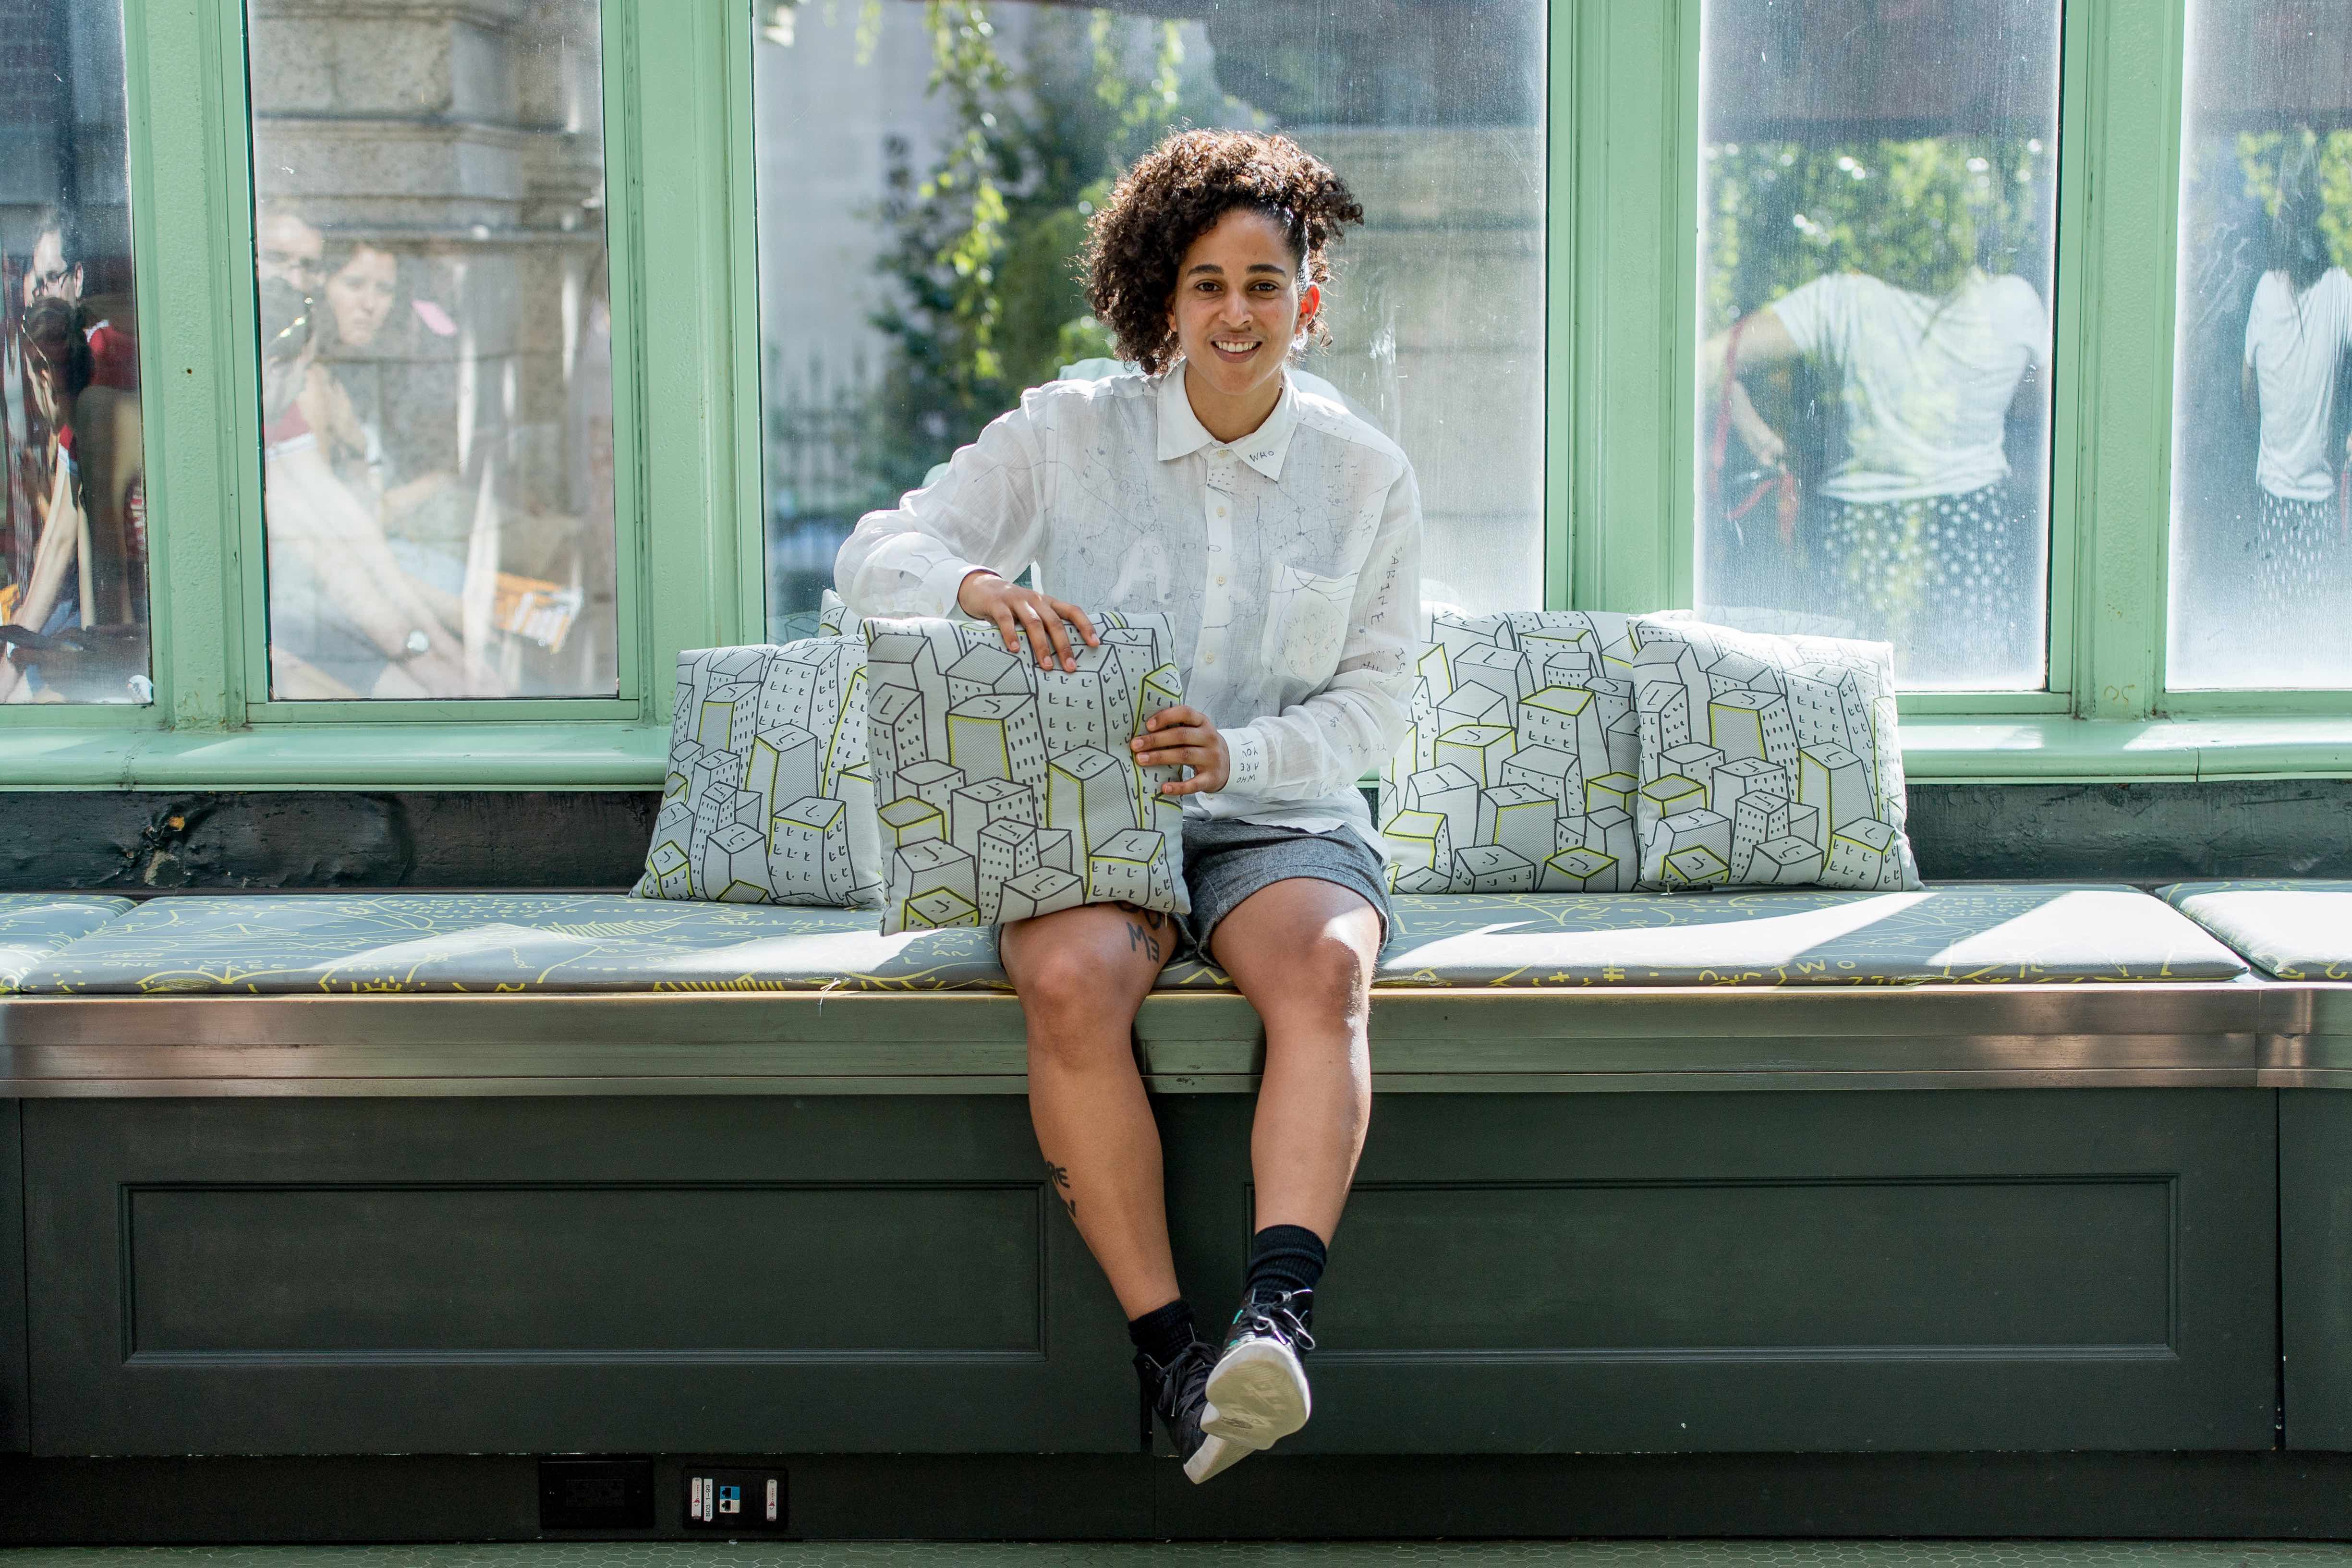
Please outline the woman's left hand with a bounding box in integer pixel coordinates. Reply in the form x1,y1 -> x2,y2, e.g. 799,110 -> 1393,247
1132,705 -> 1229,796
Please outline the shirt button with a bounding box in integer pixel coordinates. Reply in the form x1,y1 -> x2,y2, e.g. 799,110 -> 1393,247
1216,575 -> 1226,586
1205,654 -> 1216,665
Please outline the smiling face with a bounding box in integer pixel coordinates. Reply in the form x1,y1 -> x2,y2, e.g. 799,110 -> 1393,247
324,244 -> 397,349
1166,206 -> 1319,425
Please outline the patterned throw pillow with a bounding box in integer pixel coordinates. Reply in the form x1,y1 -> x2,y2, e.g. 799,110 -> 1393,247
817,587 -> 849,635
1623,616 -> 1922,891
631,637 -> 883,908
1378,610 -> 1646,893
862,611 -> 1189,933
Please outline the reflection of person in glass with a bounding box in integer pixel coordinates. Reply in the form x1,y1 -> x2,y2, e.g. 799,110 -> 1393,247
2240,182 -> 2352,627
1705,179 -> 2047,676
254,200 -> 324,296
301,238 -> 459,537
0,296 -> 145,703
256,276 -> 497,699
22,208 -> 136,391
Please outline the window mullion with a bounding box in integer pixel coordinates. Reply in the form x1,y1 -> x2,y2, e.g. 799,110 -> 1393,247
1544,0 -> 1575,611
1570,0 -> 1697,617
107,0 -> 255,731
613,0 -> 764,731
2069,0 -> 2189,721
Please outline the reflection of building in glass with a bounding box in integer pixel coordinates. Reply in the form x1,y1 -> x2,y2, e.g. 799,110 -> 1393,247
754,0 -> 1547,638
246,0 -> 617,701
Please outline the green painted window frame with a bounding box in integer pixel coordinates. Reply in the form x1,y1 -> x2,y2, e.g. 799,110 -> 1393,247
3,0 -> 2348,793
1561,0 -> 2352,781
0,0 -> 762,789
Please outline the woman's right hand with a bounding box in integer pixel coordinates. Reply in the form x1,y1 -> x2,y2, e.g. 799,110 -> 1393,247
958,569 -> 1099,673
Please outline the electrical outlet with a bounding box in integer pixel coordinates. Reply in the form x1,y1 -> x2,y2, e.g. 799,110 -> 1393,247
681,1466 -> 788,1532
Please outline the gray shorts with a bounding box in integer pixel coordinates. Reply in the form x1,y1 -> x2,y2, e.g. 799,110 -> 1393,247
1178,817 -> 1394,960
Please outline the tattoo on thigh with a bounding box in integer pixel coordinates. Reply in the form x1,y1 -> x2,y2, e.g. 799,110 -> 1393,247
1044,1158 -> 1076,1218
1125,918 -> 1162,964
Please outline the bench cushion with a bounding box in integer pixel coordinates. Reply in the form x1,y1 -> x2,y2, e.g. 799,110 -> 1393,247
0,894 -> 137,992
2160,880 -> 2352,979
1375,883 -> 2243,985
14,883 -> 2243,995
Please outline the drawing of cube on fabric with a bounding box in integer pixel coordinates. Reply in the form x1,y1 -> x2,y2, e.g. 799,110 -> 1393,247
1624,615 -> 1921,892
864,611 -> 1188,935
632,636 -> 885,909
1378,611 -> 1648,893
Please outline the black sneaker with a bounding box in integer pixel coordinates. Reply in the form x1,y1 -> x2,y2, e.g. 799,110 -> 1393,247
1200,1287 -> 1316,1453
1135,1335 -> 1250,1484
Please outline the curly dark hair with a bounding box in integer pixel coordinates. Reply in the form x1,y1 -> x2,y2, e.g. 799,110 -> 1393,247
1081,129 -> 1364,375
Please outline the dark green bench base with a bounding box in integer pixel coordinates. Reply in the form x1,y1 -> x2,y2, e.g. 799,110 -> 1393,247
12,1450 -> 2352,1543
7,1088 -> 2278,1460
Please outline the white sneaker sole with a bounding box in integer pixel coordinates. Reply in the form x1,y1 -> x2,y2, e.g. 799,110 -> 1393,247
1181,1429 -> 1250,1484
1199,1337 -> 1311,1450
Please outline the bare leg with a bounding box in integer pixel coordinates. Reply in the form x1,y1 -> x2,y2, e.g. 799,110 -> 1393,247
1209,878 -> 1381,1242
1001,901 -> 1178,1318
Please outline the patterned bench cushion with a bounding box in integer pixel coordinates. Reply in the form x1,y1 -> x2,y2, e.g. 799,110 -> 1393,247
1379,884 -> 2244,986
14,884 -> 2243,995
2159,881 -> 2352,980
0,894 -> 137,992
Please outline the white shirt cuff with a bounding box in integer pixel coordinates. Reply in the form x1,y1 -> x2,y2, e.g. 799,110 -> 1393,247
921,556 -> 993,620
1224,725 -> 1269,794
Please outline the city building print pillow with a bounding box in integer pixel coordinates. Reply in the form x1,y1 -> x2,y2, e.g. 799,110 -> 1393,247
1377,610 -> 1646,893
818,588 -> 849,635
631,637 -> 883,908
862,611 -> 1189,934
1623,616 -> 1922,892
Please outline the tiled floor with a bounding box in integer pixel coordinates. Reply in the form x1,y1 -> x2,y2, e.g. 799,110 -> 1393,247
4,1545 -> 2352,1568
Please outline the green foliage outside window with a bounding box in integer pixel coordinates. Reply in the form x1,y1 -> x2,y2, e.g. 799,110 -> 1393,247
1703,136 -> 2051,333
868,1 -> 1258,496
2235,129 -> 2352,265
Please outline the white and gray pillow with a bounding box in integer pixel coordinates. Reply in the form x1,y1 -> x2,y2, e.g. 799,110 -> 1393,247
633,636 -> 883,908
862,611 -> 1189,933
1623,616 -> 1921,892
1377,610 -> 1645,893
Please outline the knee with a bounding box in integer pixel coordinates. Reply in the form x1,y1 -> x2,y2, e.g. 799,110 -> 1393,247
1260,930 -> 1372,1033
1012,939 -> 1143,1057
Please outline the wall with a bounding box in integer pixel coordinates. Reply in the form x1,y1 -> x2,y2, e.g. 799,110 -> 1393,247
4,781 -> 2348,890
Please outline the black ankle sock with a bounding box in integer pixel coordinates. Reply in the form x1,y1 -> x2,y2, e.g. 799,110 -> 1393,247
1245,1224 -> 1327,1301
1128,1298 -> 1197,1367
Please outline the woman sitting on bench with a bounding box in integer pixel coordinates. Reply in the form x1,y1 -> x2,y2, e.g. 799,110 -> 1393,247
837,128 -> 1421,1483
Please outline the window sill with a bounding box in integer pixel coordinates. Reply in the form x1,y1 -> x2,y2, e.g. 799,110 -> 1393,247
1,715 -> 2351,792
0,723 -> 670,791
1898,716 -> 2352,784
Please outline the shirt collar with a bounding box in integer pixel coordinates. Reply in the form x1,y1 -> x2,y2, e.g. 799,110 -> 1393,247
1156,361 -> 1301,481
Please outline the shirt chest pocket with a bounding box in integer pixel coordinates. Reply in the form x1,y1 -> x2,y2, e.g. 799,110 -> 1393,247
1260,561 -> 1358,687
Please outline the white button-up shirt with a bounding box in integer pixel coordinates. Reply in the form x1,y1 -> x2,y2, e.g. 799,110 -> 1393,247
836,365 -> 1422,849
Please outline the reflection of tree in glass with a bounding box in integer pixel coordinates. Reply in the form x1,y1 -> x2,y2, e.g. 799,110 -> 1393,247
1705,136 -> 2049,334
2238,129 -> 2352,270
869,2 -> 1258,496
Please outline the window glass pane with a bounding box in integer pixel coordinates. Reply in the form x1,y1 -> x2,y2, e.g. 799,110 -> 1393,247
0,1 -> 149,705
754,0 -> 1546,639
2168,0 -> 2352,690
247,0 -> 618,701
1697,0 -> 2060,691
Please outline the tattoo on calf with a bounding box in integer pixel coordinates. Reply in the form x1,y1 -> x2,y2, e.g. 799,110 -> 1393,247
1044,1158 -> 1077,1218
